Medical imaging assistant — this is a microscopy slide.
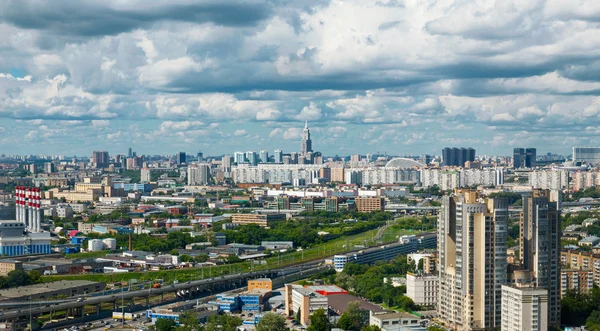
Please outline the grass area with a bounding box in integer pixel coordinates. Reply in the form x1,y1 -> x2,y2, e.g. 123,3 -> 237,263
43,220 -> 425,286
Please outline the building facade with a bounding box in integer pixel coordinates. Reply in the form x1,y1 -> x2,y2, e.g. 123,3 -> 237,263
406,272 -> 438,307
520,189 -> 561,326
501,285 -> 548,331
437,189 -> 508,330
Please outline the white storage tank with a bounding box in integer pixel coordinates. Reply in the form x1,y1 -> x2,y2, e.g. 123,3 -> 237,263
102,238 -> 117,250
88,239 -> 104,252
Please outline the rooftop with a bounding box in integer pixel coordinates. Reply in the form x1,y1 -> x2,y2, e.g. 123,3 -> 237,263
580,236 -> 600,242
327,294 -> 386,314
0,280 -> 102,300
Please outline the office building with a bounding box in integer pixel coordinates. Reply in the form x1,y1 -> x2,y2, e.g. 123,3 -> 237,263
300,121 -> 313,155
354,197 -> 384,212
92,151 -> 109,168
259,150 -> 269,163
246,151 -> 258,166
234,152 -> 245,164
231,213 -> 286,227
501,285 -> 548,331
188,164 -> 210,186
406,272 -> 438,307
284,284 -> 328,326
437,189 -> 508,330
128,147 -> 132,158
573,147 -> 600,164
526,148 -> 537,168
442,147 -> 475,166
520,189 -> 561,326
274,149 -> 283,163
369,311 -> 421,330
176,152 -> 186,165
513,148 -> 525,168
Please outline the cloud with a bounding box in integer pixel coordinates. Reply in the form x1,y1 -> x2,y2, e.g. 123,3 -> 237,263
0,1 -> 273,37
295,102 -> 322,121
159,121 -> 204,131
234,129 -> 247,136
282,127 -> 302,140
91,120 -> 110,128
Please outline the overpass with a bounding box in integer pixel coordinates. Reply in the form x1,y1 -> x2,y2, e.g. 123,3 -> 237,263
0,263 -> 326,323
385,204 -> 440,213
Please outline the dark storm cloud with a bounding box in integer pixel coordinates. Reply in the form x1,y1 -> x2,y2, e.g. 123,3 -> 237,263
0,0 -> 272,37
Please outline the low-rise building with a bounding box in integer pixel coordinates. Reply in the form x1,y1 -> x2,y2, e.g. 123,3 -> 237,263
354,197 -> 385,212
231,213 -> 286,227
369,311 -> 421,330
406,272 -> 438,307
0,260 -> 22,276
579,236 -> 600,247
284,284 -> 328,326
248,278 -> 273,291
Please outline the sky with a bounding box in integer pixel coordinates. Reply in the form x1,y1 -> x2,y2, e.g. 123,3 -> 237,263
1,0 -> 600,157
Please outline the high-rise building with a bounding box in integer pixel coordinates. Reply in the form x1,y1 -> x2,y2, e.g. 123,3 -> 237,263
520,189 -> 561,326
188,164 -> 210,185
526,148 -> 537,168
501,285 -> 548,331
438,189 -> 508,330
573,147 -> 600,164
140,168 -> 151,183
300,121 -> 312,155
259,150 -> 269,163
128,147 -> 132,158
234,152 -> 245,164
92,151 -> 109,168
176,152 -> 186,165
442,147 -> 475,166
44,162 -> 54,174
222,155 -> 232,171
245,151 -> 258,166
126,157 -> 142,170
274,149 -> 283,163
513,148 -> 525,168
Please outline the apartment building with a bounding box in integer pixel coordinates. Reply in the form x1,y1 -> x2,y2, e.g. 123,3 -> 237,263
501,285 -> 548,331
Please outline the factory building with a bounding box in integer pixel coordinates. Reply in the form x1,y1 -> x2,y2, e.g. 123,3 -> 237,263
1,186 -> 50,256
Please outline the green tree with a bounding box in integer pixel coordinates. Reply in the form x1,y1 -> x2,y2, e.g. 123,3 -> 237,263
396,296 -> 416,311
256,312 -> 287,331
307,308 -> 331,331
176,311 -> 202,331
427,326 -> 445,331
178,219 -> 191,226
361,326 -> 382,331
7,270 -> 31,287
587,310 -> 600,331
194,254 -> 209,263
27,270 -> 42,284
155,318 -> 177,331
204,314 -> 242,331
337,301 -> 366,331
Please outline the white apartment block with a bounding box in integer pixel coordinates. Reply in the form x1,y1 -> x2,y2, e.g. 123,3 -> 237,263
529,170 -> 568,190
406,272 -> 438,307
187,164 -> 209,185
501,285 -> 548,331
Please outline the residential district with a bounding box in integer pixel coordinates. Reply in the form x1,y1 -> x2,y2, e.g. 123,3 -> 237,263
1,126 -> 600,331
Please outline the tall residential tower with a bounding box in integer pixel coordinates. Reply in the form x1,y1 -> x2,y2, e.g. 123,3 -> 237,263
519,189 -> 561,326
438,189 -> 508,330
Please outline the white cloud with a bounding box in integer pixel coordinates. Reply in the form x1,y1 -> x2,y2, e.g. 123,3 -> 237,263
91,120 -> 110,128
295,102 -> 322,121
282,127 -> 302,140
269,128 -> 282,138
234,129 -> 247,136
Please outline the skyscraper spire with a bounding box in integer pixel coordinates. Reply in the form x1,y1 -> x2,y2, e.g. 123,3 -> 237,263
300,121 -> 312,155
305,120 -> 308,129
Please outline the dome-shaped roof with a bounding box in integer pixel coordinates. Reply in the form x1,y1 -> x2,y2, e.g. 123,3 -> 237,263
385,158 -> 423,168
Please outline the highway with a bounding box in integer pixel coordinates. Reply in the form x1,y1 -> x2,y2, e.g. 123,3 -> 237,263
0,263 -> 325,322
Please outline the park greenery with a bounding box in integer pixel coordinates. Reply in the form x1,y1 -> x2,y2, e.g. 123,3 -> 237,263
154,312 -> 242,331
0,270 -> 41,289
334,256 -> 418,311
561,287 -> 600,329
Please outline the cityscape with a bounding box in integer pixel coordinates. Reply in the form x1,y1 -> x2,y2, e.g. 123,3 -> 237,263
1,1 -> 600,331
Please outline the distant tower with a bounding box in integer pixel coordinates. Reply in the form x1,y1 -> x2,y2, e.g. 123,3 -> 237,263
300,121 -> 313,155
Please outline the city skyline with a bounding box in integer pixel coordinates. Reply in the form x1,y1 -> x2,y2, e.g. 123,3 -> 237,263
0,2 -> 599,155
